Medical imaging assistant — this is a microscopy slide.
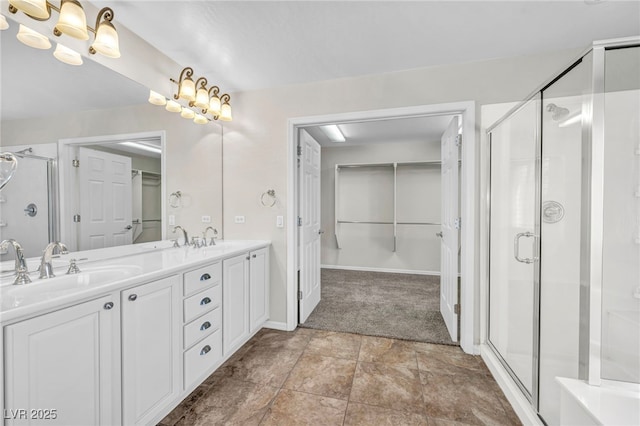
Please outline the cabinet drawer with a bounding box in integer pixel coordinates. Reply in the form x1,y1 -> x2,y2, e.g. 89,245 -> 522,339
184,329 -> 222,389
184,262 -> 221,297
184,284 -> 221,323
184,307 -> 221,350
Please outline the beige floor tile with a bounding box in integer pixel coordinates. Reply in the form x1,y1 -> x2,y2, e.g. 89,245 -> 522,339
260,389 -> 348,426
306,330 -> 362,360
249,328 -> 315,352
359,336 -> 419,369
414,342 -> 488,376
283,353 -> 357,399
421,371 -> 515,425
179,376 -> 279,426
157,384 -> 209,426
344,402 -> 429,425
216,346 -> 303,387
350,362 -> 425,414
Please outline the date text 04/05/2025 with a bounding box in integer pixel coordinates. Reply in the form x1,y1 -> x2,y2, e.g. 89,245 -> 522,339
3,409 -> 58,420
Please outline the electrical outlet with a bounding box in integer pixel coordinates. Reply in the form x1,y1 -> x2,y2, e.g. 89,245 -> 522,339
201,215 -> 211,223
276,215 -> 284,228
234,215 -> 245,224
168,215 -> 175,225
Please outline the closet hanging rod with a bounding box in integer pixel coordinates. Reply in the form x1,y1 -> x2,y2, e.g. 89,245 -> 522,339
337,220 -> 393,225
397,222 -> 441,226
337,163 -> 394,169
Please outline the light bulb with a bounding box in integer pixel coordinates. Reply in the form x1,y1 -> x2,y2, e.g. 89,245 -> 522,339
193,114 -> 208,125
53,43 -> 82,65
178,77 -> 195,102
55,0 -> 89,40
91,16 -> 120,58
148,90 -> 166,106
181,108 -> 195,119
165,100 -> 181,113
0,15 -> 9,31
208,95 -> 221,115
219,102 -> 232,122
9,0 -> 50,20
16,24 -> 51,50
194,87 -> 209,109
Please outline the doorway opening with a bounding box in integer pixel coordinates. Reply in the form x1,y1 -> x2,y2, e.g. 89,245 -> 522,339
287,102 -> 477,353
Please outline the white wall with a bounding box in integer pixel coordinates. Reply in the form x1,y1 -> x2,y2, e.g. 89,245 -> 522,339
221,47 -> 583,327
1,103 -> 223,244
321,140 -> 441,273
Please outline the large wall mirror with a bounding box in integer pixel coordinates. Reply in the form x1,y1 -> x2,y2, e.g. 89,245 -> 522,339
0,16 -> 223,260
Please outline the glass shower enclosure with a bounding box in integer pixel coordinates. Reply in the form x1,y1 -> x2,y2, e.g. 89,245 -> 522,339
487,38 -> 639,425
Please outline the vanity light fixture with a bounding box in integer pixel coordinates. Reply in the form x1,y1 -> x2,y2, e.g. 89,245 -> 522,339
53,42 -> 82,65
193,113 -> 208,125
219,95 -> 232,122
208,86 -> 222,116
8,0 -> 121,59
16,24 -> 51,49
193,77 -> 209,109
0,14 -> 10,30
180,107 -> 195,119
148,90 -> 166,106
174,67 -> 196,102
165,99 -> 181,113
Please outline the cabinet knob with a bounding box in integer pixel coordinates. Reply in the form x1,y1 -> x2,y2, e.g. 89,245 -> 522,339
200,297 -> 212,306
200,273 -> 211,281
252,254 -> 257,258
128,294 -> 138,301
103,302 -> 114,310
246,256 -> 250,260
200,321 -> 211,331
200,345 -> 211,356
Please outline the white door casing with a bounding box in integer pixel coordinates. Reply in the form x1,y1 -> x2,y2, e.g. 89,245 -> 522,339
440,116 -> 460,342
298,130 -> 322,323
131,171 -> 143,242
78,147 -> 132,250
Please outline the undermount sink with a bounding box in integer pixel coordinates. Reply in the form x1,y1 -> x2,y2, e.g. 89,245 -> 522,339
1,264 -> 143,308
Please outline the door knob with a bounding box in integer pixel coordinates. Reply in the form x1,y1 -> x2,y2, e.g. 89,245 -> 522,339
318,230 -> 325,235
125,225 -> 133,230
436,231 -> 443,238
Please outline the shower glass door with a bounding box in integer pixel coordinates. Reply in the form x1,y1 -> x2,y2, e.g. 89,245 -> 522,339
488,94 -> 541,399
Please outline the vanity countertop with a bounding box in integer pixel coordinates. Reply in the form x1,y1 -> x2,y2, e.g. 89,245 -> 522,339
0,240 -> 270,323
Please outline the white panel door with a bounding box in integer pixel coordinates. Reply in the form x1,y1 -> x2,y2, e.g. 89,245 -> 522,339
78,147 -> 132,250
440,116 -> 460,342
121,276 -> 181,426
4,295 -> 120,426
223,253 -> 250,356
299,130 -> 321,323
249,247 -> 269,333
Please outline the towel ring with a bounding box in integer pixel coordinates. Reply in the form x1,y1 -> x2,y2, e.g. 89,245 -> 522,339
169,191 -> 182,208
260,189 -> 276,207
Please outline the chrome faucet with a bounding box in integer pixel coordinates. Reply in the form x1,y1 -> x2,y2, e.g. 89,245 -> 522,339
172,226 -> 190,246
203,227 -> 218,246
39,242 -> 69,279
0,239 -> 31,285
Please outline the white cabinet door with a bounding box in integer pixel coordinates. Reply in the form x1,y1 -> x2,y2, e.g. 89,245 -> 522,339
249,247 -> 269,333
4,295 -> 121,426
223,253 -> 250,357
121,276 -> 181,426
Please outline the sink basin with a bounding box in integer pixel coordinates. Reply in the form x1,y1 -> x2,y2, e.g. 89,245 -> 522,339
1,264 -> 143,309
139,240 -> 177,250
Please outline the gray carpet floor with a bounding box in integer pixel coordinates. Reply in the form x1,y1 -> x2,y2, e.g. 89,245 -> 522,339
300,268 -> 458,346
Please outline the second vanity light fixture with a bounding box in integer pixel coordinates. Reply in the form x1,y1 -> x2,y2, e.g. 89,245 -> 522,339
6,0 -> 121,65
147,66 -> 233,125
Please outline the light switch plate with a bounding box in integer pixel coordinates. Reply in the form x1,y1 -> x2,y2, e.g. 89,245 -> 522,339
234,215 -> 245,224
276,215 -> 284,228
168,215 -> 175,225
201,215 -> 211,223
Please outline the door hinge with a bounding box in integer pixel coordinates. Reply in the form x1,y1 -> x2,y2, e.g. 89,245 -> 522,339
297,145 -> 302,156
454,303 -> 460,315
454,217 -> 461,230
72,158 -> 80,167
297,216 -> 302,226
73,214 -> 81,223
298,291 -> 303,300
455,135 -> 462,147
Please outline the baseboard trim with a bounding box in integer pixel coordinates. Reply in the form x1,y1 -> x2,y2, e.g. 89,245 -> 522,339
263,320 -> 290,331
480,344 -> 543,426
321,264 -> 440,276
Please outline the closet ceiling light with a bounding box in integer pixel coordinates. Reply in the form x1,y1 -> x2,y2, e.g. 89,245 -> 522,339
8,0 -> 50,20
119,141 -> 161,155
53,42 -> 82,65
0,15 -> 10,30
148,90 -> 167,106
320,124 -> 345,142
54,0 -> 88,40
16,24 -> 51,49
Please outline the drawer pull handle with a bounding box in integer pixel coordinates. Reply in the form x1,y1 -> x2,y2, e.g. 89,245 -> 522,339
104,302 -> 114,310
200,297 -> 212,305
200,273 -> 211,281
200,321 -> 211,331
200,345 -> 211,356
128,294 -> 137,301
252,254 -> 256,258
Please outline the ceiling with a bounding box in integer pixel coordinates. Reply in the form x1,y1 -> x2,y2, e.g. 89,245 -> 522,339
109,0 -> 640,93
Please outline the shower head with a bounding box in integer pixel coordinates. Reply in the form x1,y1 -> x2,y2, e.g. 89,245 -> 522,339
546,103 -> 570,121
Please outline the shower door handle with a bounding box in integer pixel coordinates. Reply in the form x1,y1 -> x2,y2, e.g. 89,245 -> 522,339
514,232 -> 537,264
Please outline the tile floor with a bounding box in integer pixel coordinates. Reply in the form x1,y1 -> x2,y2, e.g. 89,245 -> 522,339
159,328 -> 521,426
